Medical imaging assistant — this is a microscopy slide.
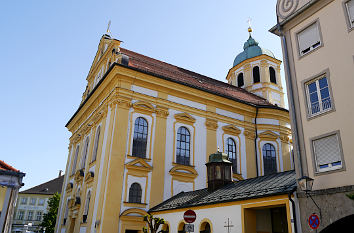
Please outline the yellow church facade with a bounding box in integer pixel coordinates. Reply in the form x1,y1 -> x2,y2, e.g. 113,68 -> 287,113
55,33 -> 292,233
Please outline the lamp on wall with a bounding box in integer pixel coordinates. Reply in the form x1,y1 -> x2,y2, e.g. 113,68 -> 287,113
298,176 -> 321,218
298,176 -> 314,193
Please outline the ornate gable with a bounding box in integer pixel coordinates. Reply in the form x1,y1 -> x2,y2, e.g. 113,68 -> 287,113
126,158 -> 152,175
259,130 -> 279,140
174,113 -> 196,125
222,124 -> 242,136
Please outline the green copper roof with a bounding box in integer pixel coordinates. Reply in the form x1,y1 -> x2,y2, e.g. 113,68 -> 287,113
207,151 -> 232,164
233,35 -> 275,67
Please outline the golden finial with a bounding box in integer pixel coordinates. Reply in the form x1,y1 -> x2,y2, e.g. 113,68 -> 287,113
217,146 -> 220,152
247,17 -> 253,35
106,20 -> 112,37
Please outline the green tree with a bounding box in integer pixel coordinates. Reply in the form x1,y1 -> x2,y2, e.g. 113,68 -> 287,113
40,192 -> 60,233
142,214 -> 166,233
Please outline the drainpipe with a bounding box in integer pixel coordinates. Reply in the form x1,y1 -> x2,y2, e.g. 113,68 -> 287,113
254,107 -> 259,177
288,187 -> 298,233
276,20 -> 303,178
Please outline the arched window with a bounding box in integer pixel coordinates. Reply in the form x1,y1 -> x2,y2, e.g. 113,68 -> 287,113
128,183 -> 142,203
253,66 -> 260,83
200,222 -> 211,233
262,143 -> 277,175
83,191 -> 91,223
226,138 -> 237,174
75,188 -> 81,205
71,145 -> 80,175
132,117 -> 148,158
178,222 -> 186,233
269,67 -> 277,84
237,73 -> 244,87
92,126 -> 101,162
63,199 -> 70,225
176,127 -> 191,165
80,137 -> 90,169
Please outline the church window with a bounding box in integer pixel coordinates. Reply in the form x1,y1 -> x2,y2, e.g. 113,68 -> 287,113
345,0 -> 354,28
237,73 -> 244,87
176,127 -> 191,165
92,126 -> 101,162
269,67 -> 277,84
71,145 -> 80,175
297,21 -> 322,56
128,183 -> 142,203
305,76 -> 332,117
226,138 -> 237,174
262,143 -> 277,175
132,117 -> 148,158
253,66 -> 260,83
80,136 -> 90,170
83,191 -> 91,223
312,132 -> 343,173
63,200 -> 70,225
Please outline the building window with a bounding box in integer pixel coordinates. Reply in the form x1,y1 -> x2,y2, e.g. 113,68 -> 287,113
237,73 -> 244,87
128,183 -> 142,203
27,211 -> 33,221
176,126 -> 191,165
38,198 -> 45,206
83,191 -> 91,223
20,197 -> 27,205
18,210 -> 24,220
63,200 -> 70,225
253,66 -> 260,83
30,198 -> 36,205
132,117 -> 148,158
80,137 -> 90,170
92,126 -> 101,162
297,21 -> 322,56
71,145 -> 80,175
305,76 -> 332,117
346,0 -> 354,28
269,67 -> 277,84
313,133 -> 343,172
262,143 -> 277,175
226,138 -> 237,174
36,211 -> 42,221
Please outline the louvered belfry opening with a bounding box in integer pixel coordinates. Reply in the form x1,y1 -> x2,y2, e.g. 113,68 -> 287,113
206,151 -> 232,192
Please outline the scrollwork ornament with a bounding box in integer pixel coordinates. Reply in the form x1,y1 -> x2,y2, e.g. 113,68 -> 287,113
277,0 -> 299,19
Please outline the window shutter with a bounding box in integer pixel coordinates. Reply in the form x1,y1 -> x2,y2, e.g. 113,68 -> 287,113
298,23 -> 320,54
347,0 -> 354,24
313,134 -> 341,166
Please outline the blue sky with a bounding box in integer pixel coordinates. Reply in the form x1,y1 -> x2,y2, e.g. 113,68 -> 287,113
0,0 -> 285,190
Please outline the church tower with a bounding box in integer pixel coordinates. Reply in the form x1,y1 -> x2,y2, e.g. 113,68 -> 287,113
226,27 -> 285,107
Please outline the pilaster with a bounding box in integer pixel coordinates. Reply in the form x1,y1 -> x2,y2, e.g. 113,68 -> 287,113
244,120 -> 257,178
149,106 -> 169,207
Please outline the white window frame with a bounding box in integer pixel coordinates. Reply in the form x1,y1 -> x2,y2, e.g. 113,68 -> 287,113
30,197 -> 36,205
345,0 -> 354,29
296,20 -> 322,57
38,198 -> 45,206
91,125 -> 101,162
80,136 -> 90,170
18,210 -> 25,220
27,211 -> 33,220
305,75 -> 333,117
20,197 -> 27,205
36,211 -> 42,221
311,131 -> 345,173
71,144 -> 80,175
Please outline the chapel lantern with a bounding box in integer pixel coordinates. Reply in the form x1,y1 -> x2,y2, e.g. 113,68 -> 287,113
206,151 -> 232,192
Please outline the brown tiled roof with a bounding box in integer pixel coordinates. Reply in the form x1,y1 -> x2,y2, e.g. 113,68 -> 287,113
120,48 -> 277,107
20,175 -> 64,195
0,160 -> 19,172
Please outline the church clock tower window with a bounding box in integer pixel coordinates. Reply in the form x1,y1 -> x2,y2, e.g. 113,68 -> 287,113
128,183 -> 142,203
269,67 -> 277,84
237,73 -> 244,87
262,143 -> 277,175
132,117 -> 148,158
253,66 -> 260,83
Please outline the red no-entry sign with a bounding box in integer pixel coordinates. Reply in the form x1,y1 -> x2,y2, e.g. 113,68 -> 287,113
183,209 -> 196,223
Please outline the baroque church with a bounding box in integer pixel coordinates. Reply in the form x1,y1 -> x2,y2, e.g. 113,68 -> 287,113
55,28 -> 293,233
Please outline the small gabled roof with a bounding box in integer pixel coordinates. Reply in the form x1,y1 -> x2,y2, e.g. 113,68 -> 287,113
150,170 -> 296,212
20,175 -> 64,195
